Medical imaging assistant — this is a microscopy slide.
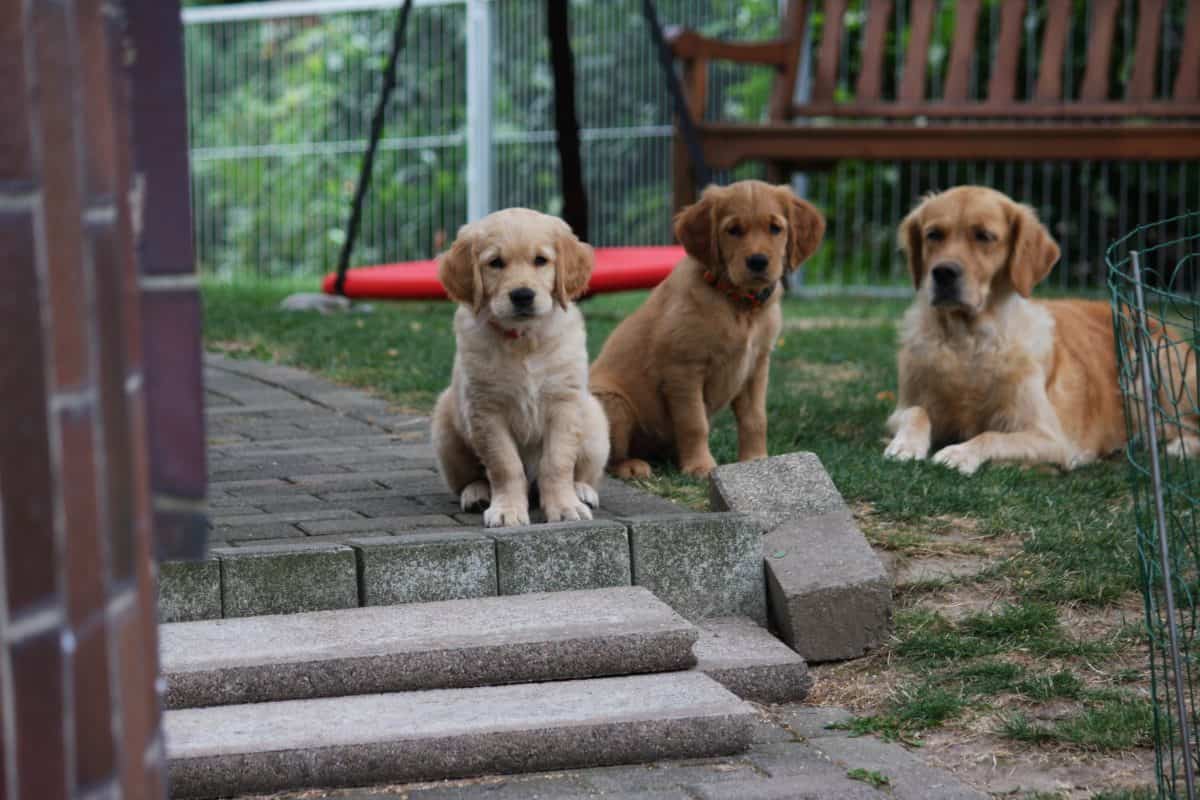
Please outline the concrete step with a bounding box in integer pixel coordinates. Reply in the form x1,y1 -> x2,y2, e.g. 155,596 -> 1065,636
694,616 -> 812,703
160,586 -> 697,708
165,672 -> 756,799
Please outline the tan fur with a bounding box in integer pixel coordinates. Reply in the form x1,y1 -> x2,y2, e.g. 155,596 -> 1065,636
885,185 -> 1196,474
590,180 -> 825,478
432,208 -> 609,527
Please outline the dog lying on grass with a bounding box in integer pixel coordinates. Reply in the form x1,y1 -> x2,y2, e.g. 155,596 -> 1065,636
432,209 -> 609,527
590,180 -> 825,478
885,185 -> 1198,474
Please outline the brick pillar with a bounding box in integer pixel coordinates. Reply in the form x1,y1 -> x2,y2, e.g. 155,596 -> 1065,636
1,1 -> 175,797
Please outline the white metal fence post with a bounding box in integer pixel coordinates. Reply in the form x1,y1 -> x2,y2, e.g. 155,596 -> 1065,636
466,0 -> 493,222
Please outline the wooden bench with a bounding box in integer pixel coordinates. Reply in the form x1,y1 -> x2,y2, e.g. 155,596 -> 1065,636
665,0 -> 1200,210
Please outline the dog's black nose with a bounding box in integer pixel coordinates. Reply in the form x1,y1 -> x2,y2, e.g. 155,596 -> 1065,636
509,287 -> 536,308
931,262 -> 961,289
746,254 -> 769,272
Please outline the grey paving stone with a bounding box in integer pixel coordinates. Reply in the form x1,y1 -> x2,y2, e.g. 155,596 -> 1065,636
160,586 -> 697,708
809,735 -> 987,799
164,672 -> 755,798
214,509 -> 359,528
353,532 -> 497,605
765,510 -> 892,662
216,543 -> 358,618
710,452 -> 847,532
397,773 -> 598,800
627,513 -> 766,624
300,514 -> 458,535
346,496 -> 434,518
602,481 -> 690,516
693,617 -> 811,703
775,706 -> 855,739
580,758 -> 761,793
158,558 -> 221,623
227,533 -> 385,547
493,521 -> 631,595
216,479 -> 313,497
251,497 -> 333,514
212,522 -> 309,542
687,774 -> 883,800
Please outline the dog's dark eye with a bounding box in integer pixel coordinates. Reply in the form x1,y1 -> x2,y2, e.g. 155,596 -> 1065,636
925,228 -> 944,242
728,224 -> 745,237
488,257 -> 505,269
974,228 -> 996,244
769,223 -> 783,235
534,255 -> 548,266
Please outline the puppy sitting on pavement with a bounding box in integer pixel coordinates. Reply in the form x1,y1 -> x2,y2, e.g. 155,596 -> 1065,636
432,208 -> 609,527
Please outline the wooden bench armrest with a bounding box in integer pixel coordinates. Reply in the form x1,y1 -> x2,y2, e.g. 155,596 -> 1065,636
664,26 -> 792,68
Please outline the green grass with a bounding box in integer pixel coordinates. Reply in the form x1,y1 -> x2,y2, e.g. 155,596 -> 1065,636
846,768 -> 891,789
202,281 -> 1152,752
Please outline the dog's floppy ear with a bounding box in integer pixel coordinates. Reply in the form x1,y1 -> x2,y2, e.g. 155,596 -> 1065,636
673,189 -> 718,265
438,224 -> 482,312
780,188 -> 825,271
1006,201 -> 1060,298
554,223 -> 594,309
897,203 -> 926,290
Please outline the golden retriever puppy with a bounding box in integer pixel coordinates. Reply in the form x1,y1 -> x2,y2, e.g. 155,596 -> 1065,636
432,209 -> 609,527
590,181 -> 825,478
885,185 -> 1198,474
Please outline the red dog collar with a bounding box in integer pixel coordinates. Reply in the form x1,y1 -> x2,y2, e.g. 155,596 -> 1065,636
702,270 -> 776,309
488,320 -> 526,340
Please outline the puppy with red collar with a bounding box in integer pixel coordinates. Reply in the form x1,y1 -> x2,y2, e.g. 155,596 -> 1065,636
432,208 -> 609,527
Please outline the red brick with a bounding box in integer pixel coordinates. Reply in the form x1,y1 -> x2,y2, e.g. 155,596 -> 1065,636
113,602 -> 155,799
33,2 -> 90,391
141,290 -> 206,497
0,0 -> 33,184
0,210 -> 57,616
59,407 -> 107,625
75,0 -> 118,201
12,629 -> 69,800
71,620 -> 117,789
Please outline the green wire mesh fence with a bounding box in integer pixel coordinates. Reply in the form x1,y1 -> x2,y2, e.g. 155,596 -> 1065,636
1109,211 -> 1200,800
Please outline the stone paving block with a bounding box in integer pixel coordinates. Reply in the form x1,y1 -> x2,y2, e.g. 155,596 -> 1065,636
347,496 -> 435,518
159,558 -> 221,623
493,521 -> 631,595
765,510 -> 892,662
397,774 -> 598,800
165,672 -> 755,798
283,474 -> 391,493
808,735 -> 987,799
216,543 -> 358,618
687,774 -> 882,800
213,509 -> 358,528
228,533 -> 387,547
214,479 -> 311,497
710,452 -> 847,532
160,586 -> 696,707
627,513 -> 766,624
250,497 -> 331,514
693,617 -> 811,703
299,514 -> 458,535
581,759 -> 761,794
352,532 -> 497,605
603,481 -> 690,516
410,493 -> 467,514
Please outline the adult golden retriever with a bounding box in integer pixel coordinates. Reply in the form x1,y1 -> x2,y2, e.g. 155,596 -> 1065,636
885,185 -> 1197,474
433,208 -> 609,527
590,181 -> 825,478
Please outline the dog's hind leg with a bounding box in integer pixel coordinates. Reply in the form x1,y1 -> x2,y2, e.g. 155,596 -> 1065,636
432,389 -> 489,510
594,389 -> 653,479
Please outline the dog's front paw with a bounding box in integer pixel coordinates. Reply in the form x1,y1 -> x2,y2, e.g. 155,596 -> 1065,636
932,443 -> 984,475
680,454 -> 718,478
460,480 -> 491,512
544,495 -> 594,523
483,500 -> 530,528
574,482 -> 600,509
884,432 -> 930,462
611,458 -> 653,479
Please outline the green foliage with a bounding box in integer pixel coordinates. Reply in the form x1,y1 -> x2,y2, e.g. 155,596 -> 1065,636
846,768 -> 891,789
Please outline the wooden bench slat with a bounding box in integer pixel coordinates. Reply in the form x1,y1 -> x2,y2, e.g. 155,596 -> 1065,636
1081,0 -> 1121,101
943,0 -> 982,101
899,0 -> 937,102
1035,0 -> 1073,101
854,0 -> 894,102
769,0 -> 811,121
789,100 -> 1200,119
1128,0 -> 1166,100
1175,0 -> 1200,100
812,0 -> 849,104
987,0 -> 1027,104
